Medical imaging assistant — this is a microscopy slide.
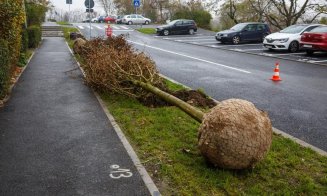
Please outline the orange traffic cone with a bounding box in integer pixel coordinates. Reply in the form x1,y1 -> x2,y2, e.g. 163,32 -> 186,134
271,62 -> 282,81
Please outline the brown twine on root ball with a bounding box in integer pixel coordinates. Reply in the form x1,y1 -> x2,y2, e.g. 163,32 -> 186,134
198,99 -> 272,169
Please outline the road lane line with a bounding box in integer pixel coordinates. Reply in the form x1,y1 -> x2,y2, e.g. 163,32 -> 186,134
176,39 -> 216,42
78,26 -> 84,29
128,40 -> 251,74
120,26 -> 129,29
163,35 -> 212,40
190,41 -> 220,44
309,59 -> 327,63
111,25 -> 120,29
95,26 -> 103,30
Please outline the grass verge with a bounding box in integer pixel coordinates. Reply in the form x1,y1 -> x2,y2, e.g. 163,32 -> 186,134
57,21 -> 71,26
137,28 -> 156,34
63,31 -> 327,195
62,27 -> 79,48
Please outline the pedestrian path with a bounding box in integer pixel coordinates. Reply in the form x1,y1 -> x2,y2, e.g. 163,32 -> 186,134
0,37 -> 152,195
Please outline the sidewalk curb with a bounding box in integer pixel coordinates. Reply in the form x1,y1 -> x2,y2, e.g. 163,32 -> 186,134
65,40 -> 161,196
160,74 -> 327,157
0,43 -> 39,107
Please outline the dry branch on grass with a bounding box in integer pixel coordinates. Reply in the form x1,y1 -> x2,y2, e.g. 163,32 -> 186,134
75,36 -> 162,98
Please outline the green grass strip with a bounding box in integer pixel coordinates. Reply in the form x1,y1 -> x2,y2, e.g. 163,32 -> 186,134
137,28 -> 157,34
101,91 -> 327,195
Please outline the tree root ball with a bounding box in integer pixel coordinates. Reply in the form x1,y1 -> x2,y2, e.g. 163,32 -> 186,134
73,38 -> 86,54
198,99 -> 272,169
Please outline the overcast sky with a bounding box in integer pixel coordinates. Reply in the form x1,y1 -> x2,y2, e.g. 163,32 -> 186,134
50,0 -> 104,12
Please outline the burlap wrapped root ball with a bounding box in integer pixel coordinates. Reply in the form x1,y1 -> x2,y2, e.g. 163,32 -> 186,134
198,99 -> 272,169
73,38 -> 86,54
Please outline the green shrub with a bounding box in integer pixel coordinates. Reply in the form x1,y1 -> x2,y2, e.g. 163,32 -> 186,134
27,25 -> 41,48
172,3 -> 212,29
21,28 -> 29,52
0,39 -> 10,98
26,2 -> 48,26
0,1 -> 25,67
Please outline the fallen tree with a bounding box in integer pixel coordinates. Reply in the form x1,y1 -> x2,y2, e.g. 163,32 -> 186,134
73,36 -> 273,169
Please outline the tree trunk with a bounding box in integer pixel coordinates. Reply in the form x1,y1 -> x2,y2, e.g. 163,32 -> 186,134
132,80 -> 204,123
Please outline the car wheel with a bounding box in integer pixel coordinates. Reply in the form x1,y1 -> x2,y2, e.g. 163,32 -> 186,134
306,50 -> 314,56
189,29 -> 195,35
232,36 -> 240,44
163,30 -> 169,36
145,20 -> 149,25
128,21 -> 132,25
288,41 -> 299,53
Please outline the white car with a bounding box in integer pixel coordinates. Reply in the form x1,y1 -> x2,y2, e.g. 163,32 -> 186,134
122,14 -> 151,25
263,24 -> 321,52
91,17 -> 98,23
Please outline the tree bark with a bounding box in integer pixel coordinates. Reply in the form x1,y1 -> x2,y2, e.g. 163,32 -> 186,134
132,80 -> 204,123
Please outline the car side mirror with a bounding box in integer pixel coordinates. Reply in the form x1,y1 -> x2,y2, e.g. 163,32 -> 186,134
243,29 -> 248,32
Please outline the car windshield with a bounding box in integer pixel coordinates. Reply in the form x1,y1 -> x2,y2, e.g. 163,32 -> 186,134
168,20 -> 179,25
230,23 -> 247,31
309,26 -> 327,33
280,25 -> 307,34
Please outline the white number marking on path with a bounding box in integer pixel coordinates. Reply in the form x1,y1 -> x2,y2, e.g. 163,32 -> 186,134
109,164 -> 133,179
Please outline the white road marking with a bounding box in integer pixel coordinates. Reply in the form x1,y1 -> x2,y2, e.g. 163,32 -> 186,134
95,26 -> 103,30
176,38 -> 215,42
163,36 -> 212,40
78,26 -> 84,29
111,25 -> 120,29
120,26 -> 129,29
113,29 -> 134,32
191,41 -> 220,44
308,59 -> 327,63
208,45 -> 225,48
238,48 -> 266,51
128,40 -> 251,74
269,52 -> 305,56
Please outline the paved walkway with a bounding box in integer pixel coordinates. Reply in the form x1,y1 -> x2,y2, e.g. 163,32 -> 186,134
0,37 -> 150,195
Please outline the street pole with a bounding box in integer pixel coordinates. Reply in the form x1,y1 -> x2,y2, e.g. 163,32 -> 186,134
89,0 -> 91,39
68,4 -> 70,22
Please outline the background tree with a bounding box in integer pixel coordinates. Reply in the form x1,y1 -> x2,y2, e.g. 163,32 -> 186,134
98,0 -> 116,15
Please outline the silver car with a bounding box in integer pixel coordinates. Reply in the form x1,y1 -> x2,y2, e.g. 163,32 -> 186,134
122,14 -> 151,25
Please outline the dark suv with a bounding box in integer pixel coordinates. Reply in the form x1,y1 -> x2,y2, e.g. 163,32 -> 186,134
156,19 -> 197,36
215,22 -> 271,44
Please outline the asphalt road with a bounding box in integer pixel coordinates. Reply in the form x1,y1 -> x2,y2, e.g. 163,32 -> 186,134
74,23 -> 327,151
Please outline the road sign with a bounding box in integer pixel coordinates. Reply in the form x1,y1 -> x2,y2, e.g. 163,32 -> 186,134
66,0 -> 72,4
133,0 -> 140,7
84,0 -> 95,9
86,8 -> 94,13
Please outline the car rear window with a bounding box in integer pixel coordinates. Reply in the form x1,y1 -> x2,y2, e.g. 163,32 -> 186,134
309,26 -> 327,33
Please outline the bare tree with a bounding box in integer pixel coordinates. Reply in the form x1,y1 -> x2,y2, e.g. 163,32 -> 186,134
98,0 -> 116,15
263,0 -> 327,29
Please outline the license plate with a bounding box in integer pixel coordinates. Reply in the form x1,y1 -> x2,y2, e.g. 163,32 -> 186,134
303,44 -> 312,48
265,45 -> 273,48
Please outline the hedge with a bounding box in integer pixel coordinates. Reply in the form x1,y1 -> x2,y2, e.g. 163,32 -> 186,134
0,39 -> 10,98
27,25 -> 41,48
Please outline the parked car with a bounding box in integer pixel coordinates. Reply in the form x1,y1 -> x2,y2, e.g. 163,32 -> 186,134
300,25 -> 327,55
82,19 -> 90,23
215,22 -> 271,44
91,17 -> 98,23
156,19 -> 197,36
98,16 -> 106,23
122,14 -> 151,25
104,15 -> 116,23
116,15 -> 124,24
263,24 -> 321,52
